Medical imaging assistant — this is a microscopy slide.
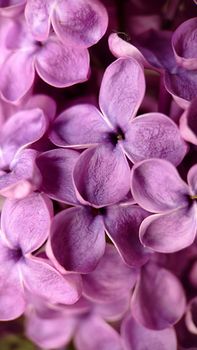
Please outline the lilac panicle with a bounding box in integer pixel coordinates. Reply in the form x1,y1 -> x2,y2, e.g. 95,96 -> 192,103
131,159 -> 197,253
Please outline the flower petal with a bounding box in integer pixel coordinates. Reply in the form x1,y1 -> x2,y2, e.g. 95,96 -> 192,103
132,262 -> 186,330
49,104 -> 110,148
140,206 -> 197,253
36,148 -> 80,205
1,192 -> 53,253
104,204 -> 150,267
49,206 -> 105,273
0,108 -> 48,168
74,315 -> 124,350
99,57 -> 145,128
83,244 -> 138,303
0,50 -> 35,103
131,159 -> 189,213
21,256 -> 81,305
73,144 -> 130,207
122,315 -> 177,350
180,97 -> 197,145
123,113 -> 187,166
188,164 -> 197,195
35,37 -> 90,87
172,18 -> 197,70
51,0 -> 108,48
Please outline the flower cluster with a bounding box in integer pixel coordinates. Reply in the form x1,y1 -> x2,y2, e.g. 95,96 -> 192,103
0,1 -> 197,349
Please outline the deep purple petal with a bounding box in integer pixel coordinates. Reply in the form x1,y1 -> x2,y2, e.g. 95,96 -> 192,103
104,204 -> 150,267
123,113 -> 187,166
140,206 -> 197,253
132,262 -> 186,330
172,18 -> 197,70
49,104 -> 110,148
1,192 -> 53,253
21,257 -> 81,305
0,108 -> 48,168
73,144 -> 130,207
131,159 -> 189,212
122,315 -> 177,350
99,57 -> 145,128
0,50 -> 35,103
48,206 -> 105,273
83,244 -> 138,303
36,148 -> 79,205
35,37 -> 90,87
74,315 -> 124,350
51,0 -> 108,48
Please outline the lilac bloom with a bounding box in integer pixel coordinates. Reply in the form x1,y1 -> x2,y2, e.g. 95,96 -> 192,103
0,192 -> 81,321
0,17 -> 90,103
0,0 -> 25,17
25,0 -> 108,46
131,159 -> 197,253
50,57 -> 187,207
131,261 -> 186,330
185,297 -> 197,335
36,148 -> 150,273
0,104 -> 49,198
121,314 -> 177,350
180,97 -> 197,145
109,17 -> 197,108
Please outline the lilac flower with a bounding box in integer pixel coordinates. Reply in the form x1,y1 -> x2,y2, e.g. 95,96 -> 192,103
50,57 -> 187,207
109,17 -> 197,108
121,314 -> 177,350
25,0 -> 108,46
131,158 -> 197,253
185,297 -> 197,335
0,16 -> 90,103
0,192 -> 81,320
36,148 -> 150,273
180,97 -> 197,145
0,0 -> 25,17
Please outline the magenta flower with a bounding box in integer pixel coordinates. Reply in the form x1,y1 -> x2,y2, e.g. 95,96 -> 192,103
36,148 -> 150,272
25,0 -> 108,46
109,17 -> 197,108
50,57 -> 187,207
0,192 -> 81,320
0,16 -> 90,103
131,159 -> 197,253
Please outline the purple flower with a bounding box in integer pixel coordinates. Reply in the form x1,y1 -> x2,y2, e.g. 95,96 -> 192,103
109,17 -> 197,108
0,16 -> 90,103
180,97 -> 197,145
121,314 -> 177,350
0,0 -> 25,17
25,0 -> 108,46
0,192 -> 81,320
185,297 -> 197,335
131,158 -> 197,253
36,148 -> 150,273
50,57 -> 187,207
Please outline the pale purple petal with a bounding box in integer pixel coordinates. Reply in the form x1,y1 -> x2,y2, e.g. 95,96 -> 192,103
131,159 -> 189,212
0,0 -> 25,17
25,94 -> 57,122
25,0 -> 53,41
36,149 -> 80,205
180,97 -> 197,145
132,262 -> 186,329
0,108 -> 48,168
83,244 -> 138,303
172,18 -> 197,70
50,104 -> 110,148
188,164 -> 197,195
104,204 -> 150,267
51,0 -> 108,48
140,206 -> 197,253
74,315 -> 124,350
185,297 -> 197,335
122,315 -> 177,350
123,113 -> 187,166
73,144 -> 130,207
99,57 -> 145,128
0,149 -> 41,199
35,37 -> 90,87
94,297 -> 130,322
1,192 -> 53,253
0,50 -> 35,103
49,206 -> 105,273
21,256 -> 81,304
26,307 -> 76,349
